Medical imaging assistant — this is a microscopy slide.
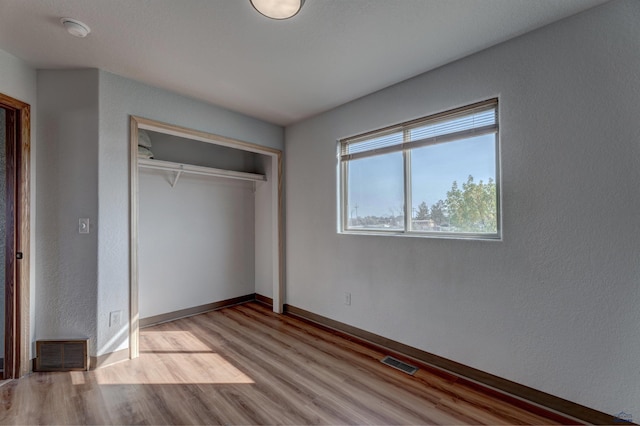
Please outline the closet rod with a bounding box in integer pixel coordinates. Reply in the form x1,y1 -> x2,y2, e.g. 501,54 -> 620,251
138,158 -> 267,183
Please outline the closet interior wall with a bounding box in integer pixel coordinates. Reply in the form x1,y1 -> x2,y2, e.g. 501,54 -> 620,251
138,131 -> 271,323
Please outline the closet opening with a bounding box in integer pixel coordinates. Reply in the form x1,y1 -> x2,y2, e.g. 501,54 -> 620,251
129,116 -> 282,359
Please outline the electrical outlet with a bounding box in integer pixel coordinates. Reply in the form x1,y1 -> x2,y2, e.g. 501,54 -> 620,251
344,292 -> 351,306
109,310 -> 122,327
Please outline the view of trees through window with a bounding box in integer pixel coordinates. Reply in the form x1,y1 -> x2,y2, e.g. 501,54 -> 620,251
411,175 -> 497,233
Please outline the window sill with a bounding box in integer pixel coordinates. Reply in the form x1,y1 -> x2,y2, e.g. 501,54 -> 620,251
339,229 -> 502,241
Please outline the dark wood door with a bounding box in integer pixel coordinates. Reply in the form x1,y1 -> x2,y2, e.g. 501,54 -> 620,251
0,92 -> 30,380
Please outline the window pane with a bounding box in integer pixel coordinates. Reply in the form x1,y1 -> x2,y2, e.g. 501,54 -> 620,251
347,152 -> 404,231
410,134 -> 497,234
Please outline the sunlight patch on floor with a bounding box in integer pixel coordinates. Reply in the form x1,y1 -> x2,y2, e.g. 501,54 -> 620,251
92,330 -> 254,385
70,371 -> 86,385
140,330 -> 211,352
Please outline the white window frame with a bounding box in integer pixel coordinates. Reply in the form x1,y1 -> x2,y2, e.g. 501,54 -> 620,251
338,98 -> 501,240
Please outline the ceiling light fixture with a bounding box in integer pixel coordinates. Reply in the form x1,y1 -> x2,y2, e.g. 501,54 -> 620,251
250,0 -> 305,20
61,18 -> 91,38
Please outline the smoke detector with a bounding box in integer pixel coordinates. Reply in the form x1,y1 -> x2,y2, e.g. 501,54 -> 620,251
61,18 -> 91,38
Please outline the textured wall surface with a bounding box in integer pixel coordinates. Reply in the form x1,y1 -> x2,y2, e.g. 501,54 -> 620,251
0,49 -> 37,358
139,170 -> 255,318
285,0 -> 640,416
97,71 -> 283,356
36,70 -> 99,352
0,49 -> 37,106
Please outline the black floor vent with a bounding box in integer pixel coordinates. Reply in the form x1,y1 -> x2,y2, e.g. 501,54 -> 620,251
381,355 -> 418,375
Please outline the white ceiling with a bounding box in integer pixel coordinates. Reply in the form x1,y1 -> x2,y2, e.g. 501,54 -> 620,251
0,0 -> 608,126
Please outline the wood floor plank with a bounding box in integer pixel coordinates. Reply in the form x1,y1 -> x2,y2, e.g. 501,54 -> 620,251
0,302 -> 572,425
186,313 -> 363,424
235,302 -> 559,425
218,305 -> 458,424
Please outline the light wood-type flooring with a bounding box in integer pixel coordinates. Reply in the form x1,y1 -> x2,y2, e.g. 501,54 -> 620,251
0,302 -> 572,425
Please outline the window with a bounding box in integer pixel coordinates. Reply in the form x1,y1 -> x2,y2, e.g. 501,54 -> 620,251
339,99 -> 500,239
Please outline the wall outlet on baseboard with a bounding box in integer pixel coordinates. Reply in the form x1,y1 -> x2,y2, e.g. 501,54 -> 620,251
344,292 -> 351,306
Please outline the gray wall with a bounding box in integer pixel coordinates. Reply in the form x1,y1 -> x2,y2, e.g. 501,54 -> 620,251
97,71 -> 283,356
36,70 -> 100,351
139,171 -> 255,319
0,49 -> 37,358
285,0 -> 640,416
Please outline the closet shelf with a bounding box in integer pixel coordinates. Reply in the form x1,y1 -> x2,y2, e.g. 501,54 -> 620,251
138,158 -> 266,187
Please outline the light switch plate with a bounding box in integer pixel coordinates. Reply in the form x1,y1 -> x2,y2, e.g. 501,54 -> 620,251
79,218 -> 90,234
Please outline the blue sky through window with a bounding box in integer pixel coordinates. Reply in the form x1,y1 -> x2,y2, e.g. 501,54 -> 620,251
348,134 -> 496,218
348,152 -> 403,218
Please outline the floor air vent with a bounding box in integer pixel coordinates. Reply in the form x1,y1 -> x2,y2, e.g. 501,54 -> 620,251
35,339 -> 89,372
381,355 -> 419,375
